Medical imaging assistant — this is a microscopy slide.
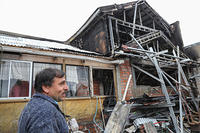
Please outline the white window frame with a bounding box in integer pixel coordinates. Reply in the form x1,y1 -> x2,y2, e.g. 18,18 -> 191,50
33,62 -> 63,81
65,64 -> 90,98
0,59 -> 32,100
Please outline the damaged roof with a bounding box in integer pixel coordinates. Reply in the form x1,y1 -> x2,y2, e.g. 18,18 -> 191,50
65,0 -> 173,45
0,30 -> 99,55
64,0 -> 185,58
184,42 -> 200,60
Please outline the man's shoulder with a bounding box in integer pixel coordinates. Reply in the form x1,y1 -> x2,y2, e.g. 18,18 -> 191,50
32,96 -> 56,109
23,96 -> 56,118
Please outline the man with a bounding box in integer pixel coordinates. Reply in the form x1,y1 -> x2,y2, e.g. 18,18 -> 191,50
18,68 -> 69,133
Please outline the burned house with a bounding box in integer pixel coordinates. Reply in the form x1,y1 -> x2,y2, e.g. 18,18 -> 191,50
65,0 -> 200,132
0,0 -> 200,132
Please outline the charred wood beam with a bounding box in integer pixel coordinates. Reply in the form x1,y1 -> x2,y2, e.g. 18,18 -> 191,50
104,102 -> 132,133
149,47 -> 179,133
132,64 -> 163,83
122,45 -> 166,55
173,49 -> 198,111
128,39 -> 179,131
176,46 -> 184,133
115,51 -> 145,58
131,103 -> 175,109
123,10 -> 126,21
108,16 -> 157,33
162,70 -> 197,92
160,32 -> 188,58
141,3 -> 171,36
122,44 -> 187,61
157,40 -> 159,52
133,31 -> 162,45
115,20 -> 120,48
132,0 -> 141,35
144,49 -> 168,59
138,8 -> 143,26
108,18 -> 115,56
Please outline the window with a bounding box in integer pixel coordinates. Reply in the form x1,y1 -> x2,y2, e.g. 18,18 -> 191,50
93,69 -> 114,96
0,60 -> 32,98
66,65 -> 89,97
33,62 -> 62,80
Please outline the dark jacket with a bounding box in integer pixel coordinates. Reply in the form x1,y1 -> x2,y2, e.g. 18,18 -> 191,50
18,93 -> 69,133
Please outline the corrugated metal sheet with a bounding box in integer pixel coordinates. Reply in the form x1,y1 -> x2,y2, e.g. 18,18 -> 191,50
134,118 -> 159,127
0,34 -> 97,54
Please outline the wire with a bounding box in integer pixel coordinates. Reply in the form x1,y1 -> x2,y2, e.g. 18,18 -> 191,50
93,96 -> 104,132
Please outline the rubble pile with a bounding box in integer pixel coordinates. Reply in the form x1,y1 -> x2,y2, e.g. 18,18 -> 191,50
121,93 -> 199,133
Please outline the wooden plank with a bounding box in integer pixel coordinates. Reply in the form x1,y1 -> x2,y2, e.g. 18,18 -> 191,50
104,101 -> 131,133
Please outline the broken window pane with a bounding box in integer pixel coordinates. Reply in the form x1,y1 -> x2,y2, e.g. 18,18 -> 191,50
66,65 -> 89,97
93,69 -> 114,96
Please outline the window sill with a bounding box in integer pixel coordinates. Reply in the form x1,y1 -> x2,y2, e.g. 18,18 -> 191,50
0,98 -> 30,103
0,95 -> 114,103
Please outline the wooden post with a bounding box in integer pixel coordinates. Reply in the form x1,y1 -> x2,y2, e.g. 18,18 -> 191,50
104,101 -> 131,133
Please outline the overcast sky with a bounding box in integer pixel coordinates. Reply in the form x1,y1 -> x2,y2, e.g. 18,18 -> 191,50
0,0 -> 199,46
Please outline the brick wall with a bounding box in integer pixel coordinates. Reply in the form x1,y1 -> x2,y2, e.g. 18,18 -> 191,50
119,59 -> 134,100
93,80 -> 100,95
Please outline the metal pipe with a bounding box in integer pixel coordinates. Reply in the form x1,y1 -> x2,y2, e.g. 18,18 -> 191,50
122,74 -> 132,101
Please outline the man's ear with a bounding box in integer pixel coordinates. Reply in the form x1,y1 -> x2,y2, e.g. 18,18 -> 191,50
42,85 -> 50,94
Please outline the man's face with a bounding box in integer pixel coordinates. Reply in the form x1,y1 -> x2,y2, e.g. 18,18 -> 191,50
43,76 -> 68,102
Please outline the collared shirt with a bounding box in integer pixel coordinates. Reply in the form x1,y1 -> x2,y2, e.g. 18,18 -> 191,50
18,93 -> 69,133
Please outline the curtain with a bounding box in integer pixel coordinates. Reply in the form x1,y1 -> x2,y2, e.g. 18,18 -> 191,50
66,65 -> 89,97
0,60 -> 32,98
33,63 -> 62,80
